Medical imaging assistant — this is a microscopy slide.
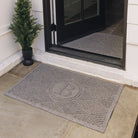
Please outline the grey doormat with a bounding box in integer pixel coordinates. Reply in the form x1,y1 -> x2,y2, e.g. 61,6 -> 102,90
63,32 -> 123,58
5,64 -> 123,133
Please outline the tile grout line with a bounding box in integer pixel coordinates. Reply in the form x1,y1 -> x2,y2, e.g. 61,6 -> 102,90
61,122 -> 74,138
7,72 -> 23,79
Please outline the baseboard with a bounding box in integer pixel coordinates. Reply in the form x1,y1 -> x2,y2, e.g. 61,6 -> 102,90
0,51 -> 22,77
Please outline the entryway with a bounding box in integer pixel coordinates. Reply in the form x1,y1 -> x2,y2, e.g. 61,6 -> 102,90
43,0 -> 127,69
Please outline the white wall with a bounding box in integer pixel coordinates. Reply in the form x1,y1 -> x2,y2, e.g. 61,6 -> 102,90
126,0 -> 138,83
0,0 -> 20,63
31,0 -> 45,52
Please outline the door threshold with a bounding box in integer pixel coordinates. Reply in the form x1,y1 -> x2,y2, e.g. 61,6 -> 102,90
48,45 -> 124,69
33,49 -> 127,86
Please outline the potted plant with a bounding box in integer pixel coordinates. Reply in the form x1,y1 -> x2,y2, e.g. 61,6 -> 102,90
9,0 -> 42,66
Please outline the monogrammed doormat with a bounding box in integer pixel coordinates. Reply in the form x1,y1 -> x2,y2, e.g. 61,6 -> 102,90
5,63 -> 123,132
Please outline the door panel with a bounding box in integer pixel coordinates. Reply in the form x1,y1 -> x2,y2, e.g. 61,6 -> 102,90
56,0 -> 105,44
64,0 -> 81,25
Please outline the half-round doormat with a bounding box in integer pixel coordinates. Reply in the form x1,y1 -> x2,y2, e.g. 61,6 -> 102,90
5,63 -> 123,133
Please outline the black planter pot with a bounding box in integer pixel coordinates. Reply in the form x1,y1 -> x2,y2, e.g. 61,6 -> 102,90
22,47 -> 34,66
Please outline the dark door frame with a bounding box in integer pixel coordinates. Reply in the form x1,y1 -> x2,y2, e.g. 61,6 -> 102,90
43,0 -> 128,69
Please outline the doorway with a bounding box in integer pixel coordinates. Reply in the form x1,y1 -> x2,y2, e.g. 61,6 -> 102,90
43,0 -> 127,69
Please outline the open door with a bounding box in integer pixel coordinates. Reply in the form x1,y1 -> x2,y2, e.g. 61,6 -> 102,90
43,0 -> 126,69
56,0 -> 105,44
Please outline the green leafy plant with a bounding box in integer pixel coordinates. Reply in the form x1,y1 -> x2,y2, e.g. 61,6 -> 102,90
9,0 -> 42,50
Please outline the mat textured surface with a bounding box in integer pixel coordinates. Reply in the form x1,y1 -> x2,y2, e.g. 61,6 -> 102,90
63,32 -> 123,58
5,64 -> 123,132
